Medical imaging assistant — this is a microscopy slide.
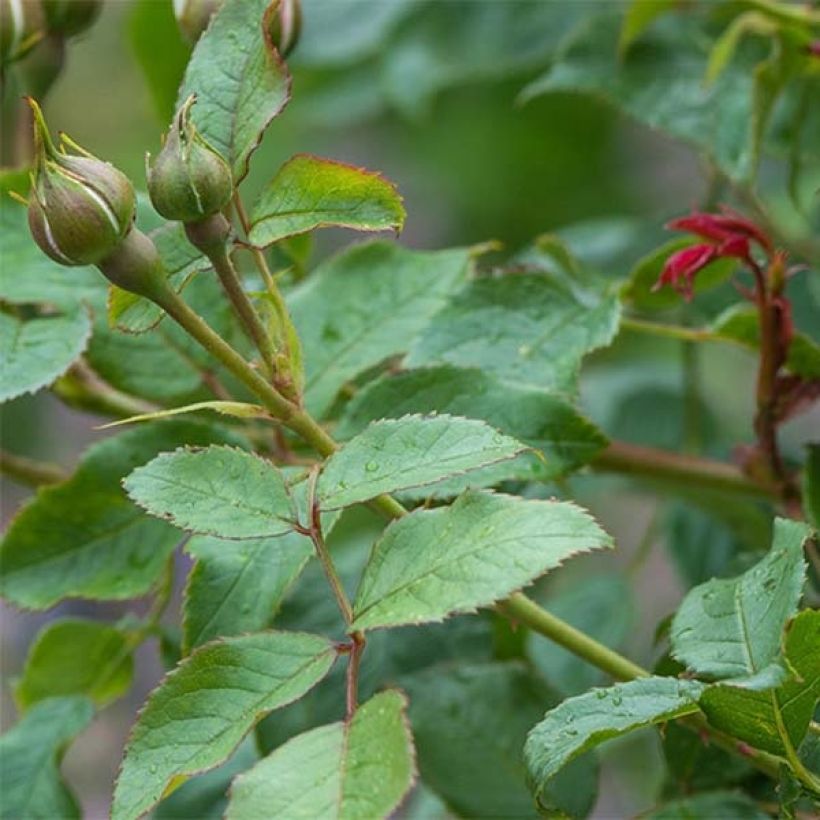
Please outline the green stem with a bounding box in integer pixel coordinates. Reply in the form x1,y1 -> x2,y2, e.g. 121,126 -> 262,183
208,241 -> 278,381
592,440 -> 779,500
0,450 -> 68,487
498,593 -> 647,680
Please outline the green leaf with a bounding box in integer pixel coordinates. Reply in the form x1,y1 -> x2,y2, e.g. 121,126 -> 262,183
0,198 -> 102,309
318,414 -> 527,510
803,444 -> 820,529
352,490 -> 612,631
529,574 -> 635,697
14,618 -> 133,709
700,609 -> 820,757
182,533 -> 312,653
288,241 -> 473,418
109,223 -> 209,334
705,12 -> 776,87
178,0 -> 290,182
128,0 -> 191,122
0,696 -> 94,820
407,272 -> 620,395
226,690 -> 415,820
643,790 -> 772,819
125,446 -> 297,540
622,238 -> 738,311
0,309 -> 92,402
524,677 -> 705,805
338,365 -> 608,482
522,12 -> 760,181
670,518 -> 809,683
112,631 -> 337,820
403,662 -> 598,819
712,305 -> 820,379
248,154 -> 405,248
0,421 -> 240,609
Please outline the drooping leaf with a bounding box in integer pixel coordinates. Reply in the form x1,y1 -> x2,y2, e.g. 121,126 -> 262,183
14,618 -> 133,709
0,696 -> 94,820
248,154 -> 405,248
351,490 -> 613,631
182,533 -> 312,653
112,631 -> 337,820
99,401 -> 268,429
226,690 -> 415,820
0,421 -> 240,609
670,518 -> 809,684
128,0 -> 191,122
407,272 -> 620,395
318,414 -> 528,510
402,662 -> 599,819
0,309 -> 92,403
712,305 -> 820,379
522,11 -> 760,181
699,609 -> 820,758
288,241 -> 473,418
338,365 -> 608,482
524,677 -> 705,805
177,0 -> 290,182
529,574 -> 635,697
0,198 -> 102,309
108,223 -> 209,334
643,790 -> 772,819
125,446 -> 297,539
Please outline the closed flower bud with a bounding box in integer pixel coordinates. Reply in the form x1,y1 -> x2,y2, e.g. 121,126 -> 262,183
268,0 -> 300,57
1,0 -> 44,66
26,97 -> 135,266
173,0 -> 221,43
42,0 -> 102,38
147,94 -> 233,224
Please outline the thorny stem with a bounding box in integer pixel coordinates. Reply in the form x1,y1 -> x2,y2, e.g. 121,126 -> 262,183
150,254 -> 794,778
0,450 -> 68,487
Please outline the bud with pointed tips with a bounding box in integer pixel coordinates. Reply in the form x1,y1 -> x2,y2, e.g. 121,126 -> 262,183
26,98 -> 136,266
147,94 -> 233,224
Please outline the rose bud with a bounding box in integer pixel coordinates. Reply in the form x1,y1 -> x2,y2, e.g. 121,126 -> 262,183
1,0 -> 44,66
26,97 -> 136,266
268,0 -> 301,57
41,0 -> 102,38
173,0 -> 222,43
146,94 -> 233,224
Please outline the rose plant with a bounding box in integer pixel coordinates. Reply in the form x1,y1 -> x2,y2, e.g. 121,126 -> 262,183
0,1 -> 818,818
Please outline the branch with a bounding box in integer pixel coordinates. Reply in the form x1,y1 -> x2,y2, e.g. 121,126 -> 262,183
0,450 -> 68,487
